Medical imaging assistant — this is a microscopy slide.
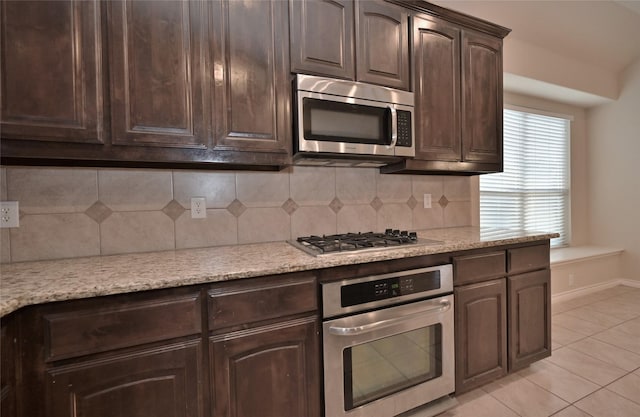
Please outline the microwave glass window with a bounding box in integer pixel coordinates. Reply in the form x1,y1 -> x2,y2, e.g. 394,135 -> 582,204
303,98 -> 390,144
342,325 -> 443,410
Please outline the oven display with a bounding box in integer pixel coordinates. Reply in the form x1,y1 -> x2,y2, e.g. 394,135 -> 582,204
341,271 -> 441,308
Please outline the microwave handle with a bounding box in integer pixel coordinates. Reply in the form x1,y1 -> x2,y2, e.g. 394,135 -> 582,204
387,105 -> 398,149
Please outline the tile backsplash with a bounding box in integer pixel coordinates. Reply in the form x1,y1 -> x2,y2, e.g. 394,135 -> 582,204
0,166 -> 472,263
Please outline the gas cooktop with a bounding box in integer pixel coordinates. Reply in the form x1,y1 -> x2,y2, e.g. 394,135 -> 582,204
289,229 -> 442,257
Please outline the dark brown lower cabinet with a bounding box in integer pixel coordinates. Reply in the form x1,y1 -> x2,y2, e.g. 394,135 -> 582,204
1,314 -> 17,417
211,316 -> 321,417
508,270 -> 552,371
454,279 -> 507,393
45,341 -> 204,417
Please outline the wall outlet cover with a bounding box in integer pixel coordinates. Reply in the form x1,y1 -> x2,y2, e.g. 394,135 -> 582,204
191,197 -> 207,219
0,201 -> 19,228
423,194 -> 432,209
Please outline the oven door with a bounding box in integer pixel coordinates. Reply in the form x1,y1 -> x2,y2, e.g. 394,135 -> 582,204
297,90 -> 402,156
323,295 -> 454,417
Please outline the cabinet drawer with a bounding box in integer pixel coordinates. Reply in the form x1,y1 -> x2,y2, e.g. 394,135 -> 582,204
454,251 -> 506,285
508,244 -> 549,274
44,293 -> 202,362
209,272 -> 317,331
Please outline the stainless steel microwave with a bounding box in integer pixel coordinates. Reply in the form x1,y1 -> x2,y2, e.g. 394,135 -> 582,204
293,74 -> 415,167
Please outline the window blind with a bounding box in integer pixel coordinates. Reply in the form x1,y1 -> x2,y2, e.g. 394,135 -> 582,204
480,108 -> 570,247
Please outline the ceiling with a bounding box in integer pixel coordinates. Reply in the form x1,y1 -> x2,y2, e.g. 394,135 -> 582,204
432,0 -> 640,106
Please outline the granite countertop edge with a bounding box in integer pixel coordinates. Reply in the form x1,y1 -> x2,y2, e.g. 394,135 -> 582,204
0,227 -> 559,317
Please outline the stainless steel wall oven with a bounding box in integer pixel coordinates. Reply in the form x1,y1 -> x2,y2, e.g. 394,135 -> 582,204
321,265 -> 456,417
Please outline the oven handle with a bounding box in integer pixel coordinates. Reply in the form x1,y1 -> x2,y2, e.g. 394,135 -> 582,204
387,105 -> 398,149
328,299 -> 451,336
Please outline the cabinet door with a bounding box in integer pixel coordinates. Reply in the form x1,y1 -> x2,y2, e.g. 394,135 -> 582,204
508,269 -> 552,371
211,0 -> 290,154
413,15 -> 461,161
455,279 -> 507,393
356,0 -> 409,90
461,30 -> 503,166
1,315 -> 16,417
0,0 -> 103,143
290,0 -> 355,80
108,0 -> 208,148
45,340 -> 203,417
211,316 -> 321,417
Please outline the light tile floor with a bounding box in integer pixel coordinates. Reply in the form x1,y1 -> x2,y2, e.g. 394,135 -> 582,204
439,285 -> 640,417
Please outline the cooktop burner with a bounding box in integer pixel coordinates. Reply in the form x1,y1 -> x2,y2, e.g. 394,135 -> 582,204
290,229 -> 440,256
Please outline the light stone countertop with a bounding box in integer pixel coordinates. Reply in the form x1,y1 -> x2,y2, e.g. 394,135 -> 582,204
0,227 -> 559,317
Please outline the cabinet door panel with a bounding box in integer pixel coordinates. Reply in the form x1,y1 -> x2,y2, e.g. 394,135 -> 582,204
211,317 -> 321,417
108,0 -> 208,148
0,0 -> 103,143
413,16 -> 461,161
357,1 -> 409,90
455,279 -> 507,393
290,0 -> 355,80
508,270 -> 551,371
46,340 -> 203,417
212,0 -> 290,153
462,30 -> 503,165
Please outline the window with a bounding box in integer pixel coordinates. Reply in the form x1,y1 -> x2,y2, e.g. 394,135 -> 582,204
480,107 -> 571,247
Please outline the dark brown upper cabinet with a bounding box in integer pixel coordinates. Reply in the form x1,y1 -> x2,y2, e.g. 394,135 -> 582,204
0,0 -> 104,144
107,0 -> 209,149
290,0 -> 410,90
381,10 -> 509,175
1,0 -> 290,169
210,0 -> 291,155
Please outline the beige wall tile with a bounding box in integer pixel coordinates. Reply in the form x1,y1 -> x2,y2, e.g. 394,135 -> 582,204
236,171 -> 289,208
376,172 -> 411,203
1,167 -> 7,200
412,175 -> 444,203
443,176 -> 471,201
291,206 -> 337,238
237,207 -> 290,244
173,171 -> 236,209
1,229 -> 10,263
10,213 -> 99,262
100,211 -> 175,255
175,209 -> 237,249
290,166 -> 335,206
337,205 -> 376,233
443,201 -> 471,227
376,204 -> 412,231
413,205 -> 444,231
336,168 -> 376,204
7,167 -> 98,214
99,169 -> 173,211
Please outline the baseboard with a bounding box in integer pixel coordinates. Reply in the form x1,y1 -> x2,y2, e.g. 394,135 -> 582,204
552,278 -> 640,303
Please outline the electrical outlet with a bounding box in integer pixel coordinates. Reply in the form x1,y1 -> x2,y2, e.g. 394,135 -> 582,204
569,273 -> 575,287
423,194 -> 432,209
0,201 -> 19,228
191,197 -> 207,219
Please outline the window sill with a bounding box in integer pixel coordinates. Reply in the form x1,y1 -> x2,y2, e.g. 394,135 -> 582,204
550,246 -> 624,267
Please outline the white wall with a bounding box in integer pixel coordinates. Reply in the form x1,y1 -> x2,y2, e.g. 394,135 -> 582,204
588,59 -> 640,281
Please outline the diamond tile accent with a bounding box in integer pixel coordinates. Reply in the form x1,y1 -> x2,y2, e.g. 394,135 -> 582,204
84,201 -> 113,224
370,196 -> 383,212
407,195 -> 418,210
438,195 -> 449,208
162,199 -> 186,221
227,199 -> 247,218
281,198 -> 299,215
329,197 -> 344,214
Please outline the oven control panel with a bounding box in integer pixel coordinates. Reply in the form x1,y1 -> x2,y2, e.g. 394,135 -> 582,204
341,271 -> 440,308
321,264 -> 453,319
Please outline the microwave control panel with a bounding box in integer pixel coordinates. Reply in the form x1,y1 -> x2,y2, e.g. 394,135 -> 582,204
396,110 -> 412,147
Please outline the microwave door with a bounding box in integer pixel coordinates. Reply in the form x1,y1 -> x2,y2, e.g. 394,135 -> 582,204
297,92 -> 396,156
